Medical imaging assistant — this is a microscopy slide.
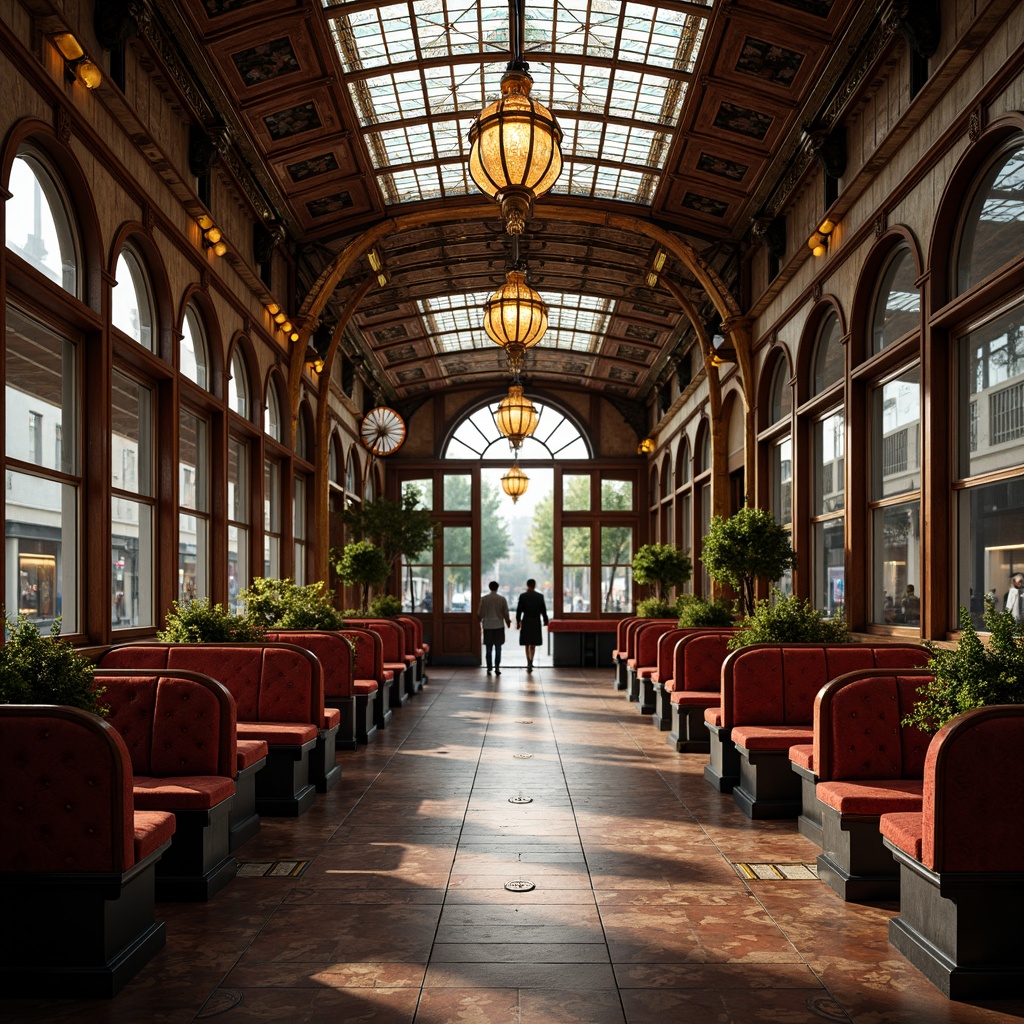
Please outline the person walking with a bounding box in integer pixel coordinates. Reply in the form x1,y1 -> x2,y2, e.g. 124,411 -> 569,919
516,578 -> 548,672
477,581 -> 511,675
1005,573 -> 1024,623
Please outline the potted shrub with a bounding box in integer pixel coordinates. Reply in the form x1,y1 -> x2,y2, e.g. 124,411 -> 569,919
727,589 -> 851,650
158,598 -> 266,642
903,600 -> 1024,733
330,540 -> 389,613
240,577 -> 345,630
701,505 -> 796,617
677,595 -> 734,628
636,596 -> 675,618
368,594 -> 403,618
632,543 -> 693,602
0,615 -> 106,715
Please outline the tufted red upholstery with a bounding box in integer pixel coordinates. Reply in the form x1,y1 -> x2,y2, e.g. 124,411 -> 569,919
0,706 -> 171,873
649,628 -> 686,684
346,619 -> 408,679
613,616 -> 641,660
265,632 -> 354,729
818,778 -> 923,815
630,620 -> 679,673
548,619 -> 618,632
341,628 -> 386,687
665,630 -> 736,693
732,724 -> 813,750
397,616 -> 428,657
132,776 -> 236,811
878,810 -> 923,861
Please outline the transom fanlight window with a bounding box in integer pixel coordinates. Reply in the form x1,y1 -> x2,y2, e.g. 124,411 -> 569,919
872,247 -> 920,352
958,141 -> 1024,293
180,306 -> 209,390
112,247 -> 155,351
444,398 -> 589,459
813,312 -> 844,394
5,151 -> 79,295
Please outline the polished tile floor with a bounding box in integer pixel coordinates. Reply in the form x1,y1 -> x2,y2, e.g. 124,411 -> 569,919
5,664 -> 1024,1023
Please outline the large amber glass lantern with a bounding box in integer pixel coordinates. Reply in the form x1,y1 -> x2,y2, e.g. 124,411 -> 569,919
494,384 -> 540,449
483,267 -> 548,373
468,68 -> 563,235
501,463 -> 530,504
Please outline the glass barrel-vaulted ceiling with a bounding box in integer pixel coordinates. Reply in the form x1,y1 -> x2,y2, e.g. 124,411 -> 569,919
324,0 -> 711,205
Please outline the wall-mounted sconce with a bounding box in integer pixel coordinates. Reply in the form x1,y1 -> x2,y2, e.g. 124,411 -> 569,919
197,214 -> 227,256
807,218 -> 835,257
645,249 -> 667,289
637,437 -> 655,455
366,247 -> 389,287
51,33 -> 103,89
305,346 -> 325,374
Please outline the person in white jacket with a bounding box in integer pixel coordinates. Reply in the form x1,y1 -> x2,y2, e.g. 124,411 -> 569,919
1005,574 -> 1024,623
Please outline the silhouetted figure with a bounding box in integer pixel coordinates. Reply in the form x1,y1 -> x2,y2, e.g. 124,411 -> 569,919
516,579 -> 548,672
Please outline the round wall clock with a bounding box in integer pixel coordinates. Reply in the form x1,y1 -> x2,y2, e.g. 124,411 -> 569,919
360,406 -> 407,456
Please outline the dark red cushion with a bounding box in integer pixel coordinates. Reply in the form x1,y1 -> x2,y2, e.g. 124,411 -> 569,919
732,725 -> 813,751
237,721 -> 318,746
354,679 -> 379,695
880,810 -> 923,860
817,779 -> 923,815
321,707 -> 341,729
705,707 -> 724,727
236,739 -> 268,771
789,743 -> 814,771
151,676 -> 226,777
670,690 -> 718,707
134,810 -> 176,863
133,775 -> 235,811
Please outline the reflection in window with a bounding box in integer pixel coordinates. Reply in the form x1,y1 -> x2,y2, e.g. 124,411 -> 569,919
563,474 -> 591,510
228,437 -> 248,614
602,478 -> 633,511
264,459 -> 280,578
293,476 -> 306,586
769,359 -> 791,423
442,525 -> 471,612
180,306 -> 209,389
178,408 -> 209,604
265,384 -> 282,441
113,249 -> 154,351
872,248 -> 919,352
444,399 -> 589,459
872,368 -> 921,499
873,501 -> 921,626
958,142 -> 1024,293
771,437 -> 792,528
562,525 -> 591,614
601,525 -> 633,612
5,152 -> 79,295
814,519 -> 846,621
813,313 -> 843,394
815,412 -> 845,514
402,478 -> 433,511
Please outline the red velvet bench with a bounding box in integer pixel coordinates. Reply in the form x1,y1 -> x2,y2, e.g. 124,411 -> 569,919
346,618 -> 416,701
546,618 -> 619,668
812,668 -> 934,900
100,643 -> 334,817
706,643 -> 928,815
633,622 -> 685,713
396,615 -> 428,687
881,705 -> 1024,1000
656,629 -> 736,746
0,705 -> 175,997
341,627 -> 394,737
624,619 -> 678,696
788,743 -> 818,844
612,616 -> 642,689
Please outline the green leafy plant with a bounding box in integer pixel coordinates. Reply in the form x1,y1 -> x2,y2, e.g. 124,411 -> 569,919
0,615 -> 106,715
903,600 -> 1024,733
677,595 -> 734,628
632,543 -> 693,600
727,589 -> 850,650
330,541 -> 389,613
701,505 -> 796,617
158,598 -> 266,642
240,577 -> 345,630
368,593 -> 403,618
636,596 -> 675,618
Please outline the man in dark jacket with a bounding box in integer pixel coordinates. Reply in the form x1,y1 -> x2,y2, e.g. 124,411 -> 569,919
515,579 -> 548,673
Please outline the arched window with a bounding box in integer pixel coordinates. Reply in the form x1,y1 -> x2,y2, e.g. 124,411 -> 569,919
957,141 -> 1024,293
5,150 -> 79,295
675,439 -> 693,578
180,305 -> 209,390
113,246 -> 154,351
443,398 -> 589,459
228,348 -> 249,419
813,313 -> 844,395
296,411 -> 309,461
346,448 -> 360,496
769,359 -> 791,423
265,381 -> 282,442
872,247 -> 920,353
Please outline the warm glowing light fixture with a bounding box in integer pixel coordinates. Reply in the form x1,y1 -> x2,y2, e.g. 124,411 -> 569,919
198,216 -> 227,257
52,33 -> 102,89
501,463 -> 529,503
365,247 -> 389,287
637,438 -> 655,455
483,265 -> 548,373
467,0 -> 562,234
808,218 -> 835,257
494,384 -> 540,449
645,249 -> 668,289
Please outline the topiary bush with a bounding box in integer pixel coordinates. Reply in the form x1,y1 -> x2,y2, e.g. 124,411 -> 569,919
368,594 -> 403,618
158,598 -> 266,643
240,577 -> 345,630
330,541 -> 389,613
632,544 -> 693,600
636,596 -> 675,618
903,599 -> 1024,734
727,589 -> 850,650
677,595 -> 734,628
0,615 -> 106,716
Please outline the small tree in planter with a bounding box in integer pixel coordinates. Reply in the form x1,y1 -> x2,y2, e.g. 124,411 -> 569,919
903,600 -> 1024,733
677,595 -> 735,628
632,543 -> 693,602
726,589 -> 850,650
0,615 -> 106,715
158,598 -> 266,642
701,505 -> 796,617
241,577 -> 346,630
331,541 -> 389,613
368,594 -> 403,618
636,596 -> 675,618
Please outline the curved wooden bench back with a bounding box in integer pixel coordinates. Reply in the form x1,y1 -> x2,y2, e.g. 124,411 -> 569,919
670,630 -> 737,692
339,627 -> 386,683
265,630 -> 355,700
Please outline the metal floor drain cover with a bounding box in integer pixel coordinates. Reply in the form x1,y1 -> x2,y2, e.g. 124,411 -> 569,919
734,862 -> 819,880
508,795 -> 533,804
504,879 -> 536,892
237,860 -> 309,878
513,753 -> 533,759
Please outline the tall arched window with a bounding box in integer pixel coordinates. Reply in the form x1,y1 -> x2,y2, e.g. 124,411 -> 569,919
872,247 -> 920,353
674,438 -> 692,586
695,422 -> 713,597
5,149 -> 79,295
953,138 -> 1024,626
813,313 -> 844,396
761,356 -> 792,595
112,246 -> 154,351
178,407 -> 209,603
443,398 -> 589,459
180,305 -> 209,390
265,381 -> 282,441
228,347 -> 250,419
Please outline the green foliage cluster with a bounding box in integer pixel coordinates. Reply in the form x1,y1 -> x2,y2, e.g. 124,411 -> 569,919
903,601 -> 1024,734
677,595 -> 735,628
0,615 -> 106,715
636,597 -> 675,618
632,544 -> 693,600
330,541 -> 389,612
727,589 -> 850,650
701,506 -> 796,617
158,598 -> 266,643
368,594 -> 403,618
241,577 -> 345,630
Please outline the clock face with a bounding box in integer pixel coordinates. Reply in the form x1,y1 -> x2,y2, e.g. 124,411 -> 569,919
360,406 -> 407,456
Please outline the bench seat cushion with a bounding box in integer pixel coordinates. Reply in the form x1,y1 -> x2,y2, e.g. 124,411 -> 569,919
321,707 -> 341,730
789,743 -> 814,772
133,775 -> 235,811
733,725 -> 814,751
384,662 -> 406,677
638,665 -> 656,680
237,739 -> 268,771
705,707 -> 724,727
237,721 -> 318,746
879,810 -> 923,860
134,809 -> 176,862
354,679 -> 379,695
670,690 -> 718,708
818,779 -> 923,815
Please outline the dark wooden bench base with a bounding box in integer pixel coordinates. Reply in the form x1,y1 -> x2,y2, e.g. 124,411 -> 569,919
792,760 -> 823,847
154,802 -> 237,902
669,703 -> 711,752
229,756 -> 265,852
732,747 -> 803,819
816,809 -> 899,902
704,723 -> 739,792
336,696 -> 358,752
614,658 -> 627,690
255,740 -> 318,816
309,725 -> 342,793
354,693 -> 379,743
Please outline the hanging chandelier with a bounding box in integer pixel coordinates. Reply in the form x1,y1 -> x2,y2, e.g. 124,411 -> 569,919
467,0 -> 563,235
483,264 -> 548,374
501,463 -> 530,504
494,383 -> 540,449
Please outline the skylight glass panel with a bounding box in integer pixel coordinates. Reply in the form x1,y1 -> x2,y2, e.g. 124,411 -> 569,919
419,292 -> 492,353
438,162 -> 473,195
379,166 -> 444,203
